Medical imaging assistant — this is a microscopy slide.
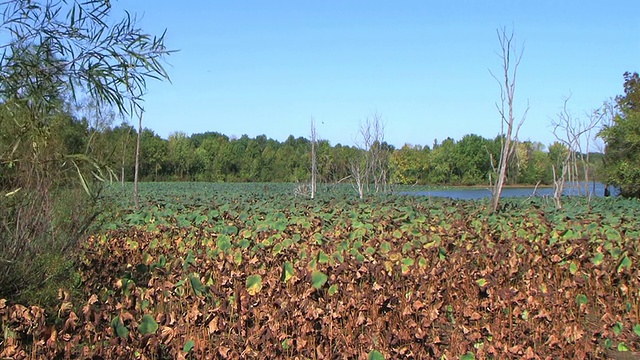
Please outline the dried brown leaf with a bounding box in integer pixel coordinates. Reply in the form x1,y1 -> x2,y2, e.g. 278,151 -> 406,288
218,346 -> 230,358
208,318 -> 219,334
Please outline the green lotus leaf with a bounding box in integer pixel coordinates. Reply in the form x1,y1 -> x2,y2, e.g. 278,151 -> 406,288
233,249 -> 242,265
569,261 -> 578,275
111,316 -> 129,339
272,242 -> 283,256
591,252 -> 604,266
138,314 -> 159,335
328,284 -> 338,296
216,235 -> 232,252
605,228 -> 622,242
189,273 -> 207,296
317,251 -> 330,264
183,339 -> 195,353
418,257 -> 428,268
238,238 -> 251,249
281,339 -> 291,350
274,220 -> 287,231
575,294 -> 588,306
246,274 -> 262,295
460,352 -> 475,360
223,225 -> 238,235
618,255 -> 632,273
379,241 -> 392,254
613,322 -> 623,336
311,271 -> 328,289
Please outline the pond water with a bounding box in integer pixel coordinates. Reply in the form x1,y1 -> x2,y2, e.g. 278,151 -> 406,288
398,182 -> 617,200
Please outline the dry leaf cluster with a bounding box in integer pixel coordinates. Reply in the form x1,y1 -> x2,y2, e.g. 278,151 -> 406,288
2,196 -> 639,359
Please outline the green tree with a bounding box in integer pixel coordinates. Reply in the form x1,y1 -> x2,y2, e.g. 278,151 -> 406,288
513,141 -> 548,185
0,0 -> 171,303
455,134 -> 492,185
140,129 -> 167,181
167,131 -> 195,180
429,138 -> 457,184
327,144 -> 353,183
389,144 -> 429,185
599,72 -> 640,198
316,139 -> 336,182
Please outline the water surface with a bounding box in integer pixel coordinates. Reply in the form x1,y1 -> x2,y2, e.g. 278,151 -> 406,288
398,182 -> 615,200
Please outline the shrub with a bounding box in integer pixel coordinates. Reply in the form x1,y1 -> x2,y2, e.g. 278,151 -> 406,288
0,184 -> 102,309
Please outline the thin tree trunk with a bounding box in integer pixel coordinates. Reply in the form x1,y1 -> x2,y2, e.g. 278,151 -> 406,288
310,118 -> 317,199
121,124 -> 132,187
133,112 -> 143,209
491,135 -> 511,212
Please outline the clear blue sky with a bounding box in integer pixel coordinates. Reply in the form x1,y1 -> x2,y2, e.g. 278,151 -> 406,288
114,1 -> 639,150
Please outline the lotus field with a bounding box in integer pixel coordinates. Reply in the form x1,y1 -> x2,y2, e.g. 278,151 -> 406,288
2,183 -> 640,359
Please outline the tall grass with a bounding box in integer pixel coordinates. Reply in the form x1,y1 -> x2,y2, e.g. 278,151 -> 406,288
0,184 -> 103,309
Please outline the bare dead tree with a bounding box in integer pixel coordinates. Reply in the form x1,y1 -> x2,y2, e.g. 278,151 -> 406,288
349,119 -> 372,199
582,108 -> 605,198
551,150 -> 570,209
133,110 -> 143,209
594,99 -> 617,196
489,27 -> 529,213
120,123 -> 133,187
369,114 -> 389,193
349,113 -> 388,198
348,156 -> 367,199
293,181 -> 309,198
310,117 -> 318,199
550,95 -> 603,208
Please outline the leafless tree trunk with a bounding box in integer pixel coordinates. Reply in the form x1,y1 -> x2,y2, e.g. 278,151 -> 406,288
551,164 -> 568,208
550,95 -> 603,208
133,111 -> 143,209
368,114 -> 388,193
310,118 -> 318,199
121,123 -> 132,187
552,160 -> 570,209
349,159 -> 366,199
594,99 -> 617,196
349,113 -> 388,198
489,27 -> 528,213
582,108 -> 606,199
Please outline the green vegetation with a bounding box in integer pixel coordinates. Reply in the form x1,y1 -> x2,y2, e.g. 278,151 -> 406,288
599,72 -> 640,198
0,0 -> 171,306
79,126 -> 605,187
2,183 -> 640,358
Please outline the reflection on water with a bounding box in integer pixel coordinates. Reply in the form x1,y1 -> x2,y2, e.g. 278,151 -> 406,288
398,182 -> 618,200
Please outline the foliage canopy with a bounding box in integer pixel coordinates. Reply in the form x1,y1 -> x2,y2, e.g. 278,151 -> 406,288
599,72 -> 640,198
0,0 -> 172,303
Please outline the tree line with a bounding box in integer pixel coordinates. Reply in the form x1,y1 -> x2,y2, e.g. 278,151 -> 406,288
53,117 -> 603,188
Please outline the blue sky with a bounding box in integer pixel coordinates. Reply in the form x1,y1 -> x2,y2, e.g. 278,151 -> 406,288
115,1 -> 639,150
